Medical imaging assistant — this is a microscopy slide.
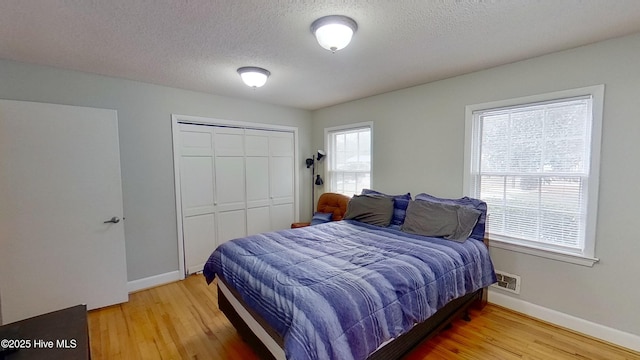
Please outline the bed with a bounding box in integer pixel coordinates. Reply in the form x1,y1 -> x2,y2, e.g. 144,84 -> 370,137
204,193 -> 497,360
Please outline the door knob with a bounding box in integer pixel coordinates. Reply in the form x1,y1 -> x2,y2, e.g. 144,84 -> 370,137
104,216 -> 121,224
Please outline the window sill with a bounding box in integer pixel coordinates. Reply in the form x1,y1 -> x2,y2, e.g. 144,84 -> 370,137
489,239 -> 599,267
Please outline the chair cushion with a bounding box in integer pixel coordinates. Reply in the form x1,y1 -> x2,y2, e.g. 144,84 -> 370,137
317,193 -> 351,221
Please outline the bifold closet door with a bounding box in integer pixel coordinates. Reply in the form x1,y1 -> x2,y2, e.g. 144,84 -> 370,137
213,127 -> 247,244
245,129 -> 271,235
178,124 -> 217,275
178,123 -> 295,275
269,132 -> 295,230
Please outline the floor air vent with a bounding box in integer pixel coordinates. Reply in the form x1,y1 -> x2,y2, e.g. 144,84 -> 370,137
492,271 -> 521,294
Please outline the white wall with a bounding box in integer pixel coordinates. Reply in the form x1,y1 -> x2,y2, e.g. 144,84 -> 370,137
312,32 -> 640,338
0,59 -> 313,282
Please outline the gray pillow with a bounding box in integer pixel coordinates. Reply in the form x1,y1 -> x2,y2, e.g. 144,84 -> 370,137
344,194 -> 394,227
401,200 -> 482,242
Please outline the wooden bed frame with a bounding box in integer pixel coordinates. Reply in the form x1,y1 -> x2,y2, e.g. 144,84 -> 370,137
217,237 -> 490,360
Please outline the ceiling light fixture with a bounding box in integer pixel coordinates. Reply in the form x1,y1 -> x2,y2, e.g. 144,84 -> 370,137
310,15 -> 358,53
237,67 -> 271,88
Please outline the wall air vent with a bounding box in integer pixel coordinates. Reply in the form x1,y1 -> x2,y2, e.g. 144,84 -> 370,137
492,270 -> 521,294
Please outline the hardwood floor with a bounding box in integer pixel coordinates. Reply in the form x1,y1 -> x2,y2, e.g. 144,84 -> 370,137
88,274 -> 640,359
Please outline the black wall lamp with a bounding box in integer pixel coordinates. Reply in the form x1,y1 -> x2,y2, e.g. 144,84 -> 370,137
306,150 -> 325,213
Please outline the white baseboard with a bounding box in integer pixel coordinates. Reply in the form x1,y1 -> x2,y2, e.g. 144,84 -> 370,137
127,270 -> 182,293
489,289 -> 640,352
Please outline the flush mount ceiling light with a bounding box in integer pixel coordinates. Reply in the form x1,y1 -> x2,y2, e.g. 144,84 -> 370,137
237,66 -> 271,88
310,15 -> 358,53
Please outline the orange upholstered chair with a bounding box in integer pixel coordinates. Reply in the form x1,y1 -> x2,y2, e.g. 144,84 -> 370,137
291,192 -> 351,228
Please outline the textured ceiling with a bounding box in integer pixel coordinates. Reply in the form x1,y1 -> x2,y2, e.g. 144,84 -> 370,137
1,1 -> 640,110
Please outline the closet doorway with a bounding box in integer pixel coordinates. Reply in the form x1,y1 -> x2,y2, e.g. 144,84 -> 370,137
172,115 -> 299,276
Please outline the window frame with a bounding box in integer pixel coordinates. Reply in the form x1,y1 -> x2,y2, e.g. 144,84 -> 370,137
324,122 -> 373,197
463,85 -> 604,267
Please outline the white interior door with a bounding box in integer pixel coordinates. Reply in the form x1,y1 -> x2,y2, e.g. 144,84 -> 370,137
0,99 -> 128,324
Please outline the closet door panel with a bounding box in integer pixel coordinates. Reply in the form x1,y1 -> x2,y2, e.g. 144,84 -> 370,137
213,127 -> 247,243
271,203 -> 294,231
214,128 -> 244,156
179,125 -> 215,216
180,128 -> 214,156
215,157 -> 245,210
218,210 -> 247,244
179,124 -> 216,275
180,156 -> 215,216
247,207 -> 271,236
246,157 -> 270,207
269,132 -> 294,157
269,132 -> 294,229
214,127 -> 245,212
270,156 -> 294,205
269,132 -> 294,206
183,213 -> 216,274
245,129 -> 269,156
245,130 -> 271,233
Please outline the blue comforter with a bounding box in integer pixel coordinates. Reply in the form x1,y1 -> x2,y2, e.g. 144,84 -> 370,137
204,220 -> 496,360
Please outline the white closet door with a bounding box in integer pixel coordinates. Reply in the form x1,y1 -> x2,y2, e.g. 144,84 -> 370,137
245,129 -> 271,235
176,121 -> 296,277
178,124 -> 217,274
269,132 -> 295,230
214,127 -> 247,244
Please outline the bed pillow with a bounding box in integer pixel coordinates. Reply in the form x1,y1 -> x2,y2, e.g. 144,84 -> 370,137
401,200 -> 482,242
361,189 -> 411,226
344,194 -> 394,227
415,193 -> 487,242
310,212 -> 333,226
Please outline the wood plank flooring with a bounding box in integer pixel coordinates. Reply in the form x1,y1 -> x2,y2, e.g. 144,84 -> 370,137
88,274 -> 640,359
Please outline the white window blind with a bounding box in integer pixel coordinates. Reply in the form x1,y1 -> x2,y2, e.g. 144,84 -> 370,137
325,124 -> 371,196
465,86 -> 603,265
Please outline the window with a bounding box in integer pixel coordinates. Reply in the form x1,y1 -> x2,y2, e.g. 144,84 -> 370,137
325,122 -> 372,196
464,86 -> 603,266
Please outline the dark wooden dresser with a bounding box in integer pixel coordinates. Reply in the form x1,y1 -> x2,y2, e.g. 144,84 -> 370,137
0,305 -> 89,360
